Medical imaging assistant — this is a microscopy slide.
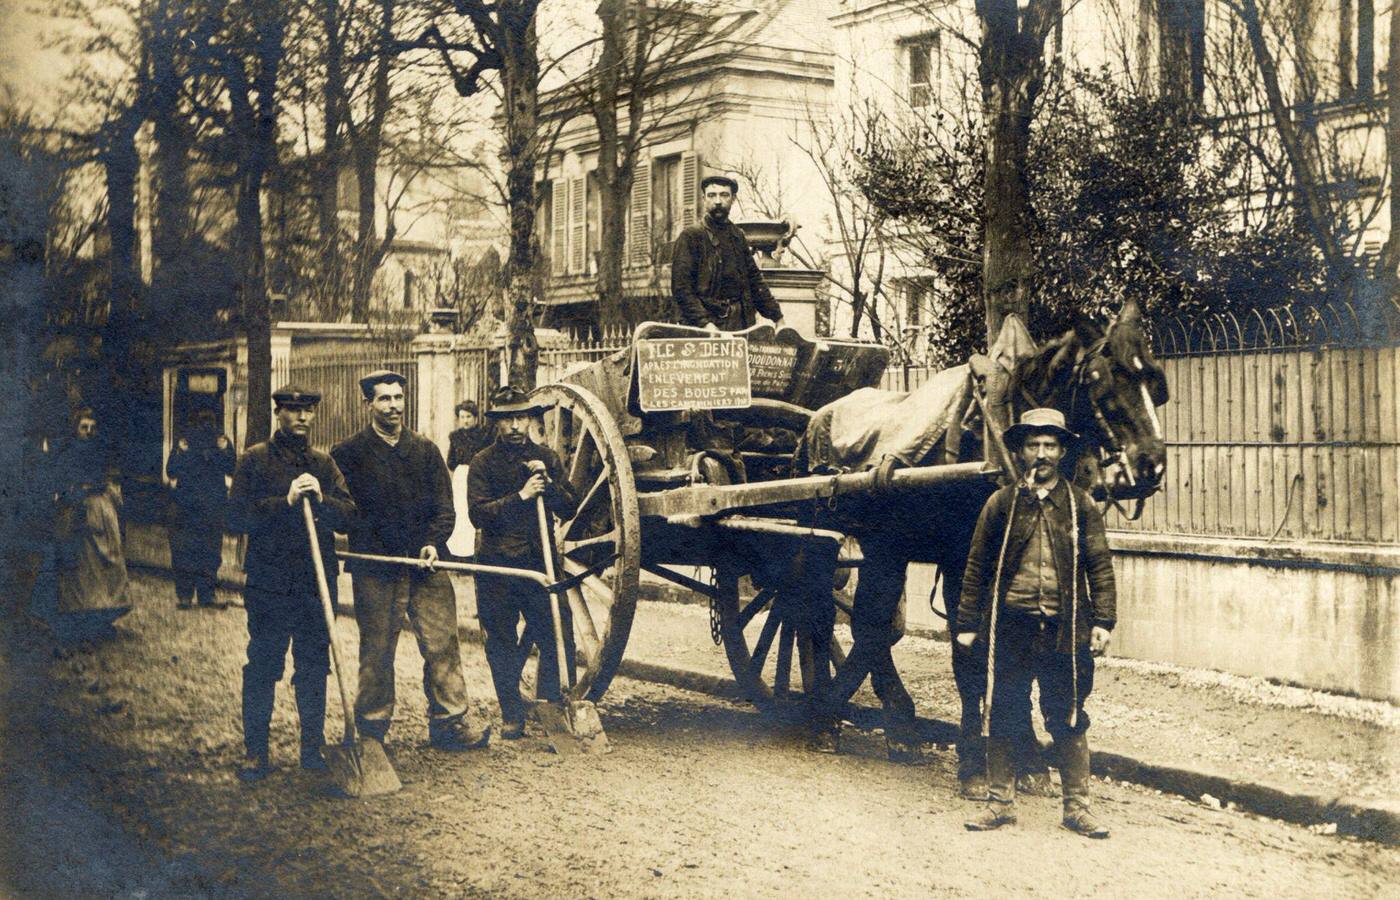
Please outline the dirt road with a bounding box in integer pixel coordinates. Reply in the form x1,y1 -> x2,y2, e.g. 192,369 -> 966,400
4,573 -> 1397,898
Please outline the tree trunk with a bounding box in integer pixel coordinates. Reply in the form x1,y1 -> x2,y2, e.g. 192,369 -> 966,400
1379,6 -> 1400,285
101,106 -> 145,438
1236,0 -> 1353,299
149,0 -> 192,286
238,0 -> 286,445
501,6 -> 541,389
319,0 -> 346,315
349,0 -> 395,322
977,0 -> 1055,343
593,0 -> 626,326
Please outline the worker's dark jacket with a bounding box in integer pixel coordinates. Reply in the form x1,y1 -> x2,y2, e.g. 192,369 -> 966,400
670,218 -> 783,329
956,478 -> 1116,653
167,431 -> 235,514
447,425 -> 491,469
468,439 -> 578,562
228,429 -> 356,594
331,426 -> 456,575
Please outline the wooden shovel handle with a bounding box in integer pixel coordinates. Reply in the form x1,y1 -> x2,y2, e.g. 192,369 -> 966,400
303,498 -> 358,744
537,496 -> 570,698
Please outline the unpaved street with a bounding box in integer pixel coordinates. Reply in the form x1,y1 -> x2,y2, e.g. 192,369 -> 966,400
4,573 -> 1398,899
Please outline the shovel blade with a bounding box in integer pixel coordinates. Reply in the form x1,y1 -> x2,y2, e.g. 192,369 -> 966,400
566,701 -> 610,754
535,702 -> 582,756
325,738 -> 401,797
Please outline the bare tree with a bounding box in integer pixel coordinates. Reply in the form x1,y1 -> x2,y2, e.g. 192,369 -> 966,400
975,0 -> 1062,343
570,0 -> 732,327
410,0 -> 546,387
187,0 -> 293,443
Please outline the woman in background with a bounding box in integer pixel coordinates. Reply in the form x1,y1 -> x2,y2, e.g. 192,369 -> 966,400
446,400 -> 490,558
48,408 -> 131,643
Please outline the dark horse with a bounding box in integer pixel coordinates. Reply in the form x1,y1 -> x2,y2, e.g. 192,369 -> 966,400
804,301 -> 1169,785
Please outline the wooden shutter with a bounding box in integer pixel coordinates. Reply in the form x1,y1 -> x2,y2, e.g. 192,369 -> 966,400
628,158 -> 652,267
550,180 -> 567,277
569,175 -> 586,274
679,152 -> 698,229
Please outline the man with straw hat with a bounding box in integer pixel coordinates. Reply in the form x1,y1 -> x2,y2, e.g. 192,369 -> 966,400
468,386 -> 578,739
228,385 -> 357,781
954,407 -> 1117,838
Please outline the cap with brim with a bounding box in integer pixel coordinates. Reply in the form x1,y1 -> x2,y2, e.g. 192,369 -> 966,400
700,174 -> 738,194
486,385 -> 553,418
359,369 -> 407,399
1003,407 -> 1077,451
272,385 -> 321,408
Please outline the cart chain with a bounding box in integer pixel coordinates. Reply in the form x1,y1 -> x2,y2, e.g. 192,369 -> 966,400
708,567 -> 722,645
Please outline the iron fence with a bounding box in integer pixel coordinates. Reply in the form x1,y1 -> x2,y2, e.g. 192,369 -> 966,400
287,340 -> 419,451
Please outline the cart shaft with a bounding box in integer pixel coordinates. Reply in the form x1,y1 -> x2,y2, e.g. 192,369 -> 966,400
636,461 -> 999,520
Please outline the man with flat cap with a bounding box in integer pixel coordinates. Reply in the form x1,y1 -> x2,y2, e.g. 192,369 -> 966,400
331,370 -> 489,751
670,174 -> 786,332
228,385 -> 357,781
955,407 -> 1116,838
468,386 -> 578,739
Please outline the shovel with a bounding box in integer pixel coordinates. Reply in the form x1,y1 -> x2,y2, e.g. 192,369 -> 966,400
303,498 -> 401,797
534,495 -> 609,755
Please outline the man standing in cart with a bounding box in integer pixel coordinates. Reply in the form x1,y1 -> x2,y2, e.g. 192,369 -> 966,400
955,408 -> 1116,838
227,386 -> 356,781
670,174 -> 786,332
331,370 -> 490,752
468,386 -> 578,740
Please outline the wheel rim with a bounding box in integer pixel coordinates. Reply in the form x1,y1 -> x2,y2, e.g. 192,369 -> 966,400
715,564 -> 849,720
532,383 -> 640,703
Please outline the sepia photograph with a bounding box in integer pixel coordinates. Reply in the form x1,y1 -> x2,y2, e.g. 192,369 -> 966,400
1,0 -> 1397,895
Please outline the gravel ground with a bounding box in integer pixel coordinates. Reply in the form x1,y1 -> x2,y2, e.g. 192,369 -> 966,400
2,572 -> 1399,898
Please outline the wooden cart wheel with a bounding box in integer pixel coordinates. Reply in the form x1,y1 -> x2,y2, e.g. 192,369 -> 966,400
715,562 -> 850,721
532,383 -> 641,703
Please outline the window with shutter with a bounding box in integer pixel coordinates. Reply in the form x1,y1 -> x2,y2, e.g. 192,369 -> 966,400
629,158 -> 652,268
680,152 -> 698,228
570,175 -> 586,274
550,180 -> 567,277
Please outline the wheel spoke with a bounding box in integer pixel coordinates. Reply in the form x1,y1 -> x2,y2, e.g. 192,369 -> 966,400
563,465 -> 611,541
565,584 -> 602,665
561,530 -> 617,559
578,572 -> 617,610
567,422 -> 596,487
774,623 -> 794,698
747,610 -> 782,680
737,588 -> 775,629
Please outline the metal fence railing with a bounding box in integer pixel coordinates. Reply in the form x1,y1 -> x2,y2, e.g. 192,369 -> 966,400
288,342 -> 419,451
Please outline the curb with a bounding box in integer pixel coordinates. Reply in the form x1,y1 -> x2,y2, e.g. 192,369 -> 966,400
454,620 -> 1400,845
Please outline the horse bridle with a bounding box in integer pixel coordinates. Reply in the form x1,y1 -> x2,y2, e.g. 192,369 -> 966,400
1067,329 -> 1162,521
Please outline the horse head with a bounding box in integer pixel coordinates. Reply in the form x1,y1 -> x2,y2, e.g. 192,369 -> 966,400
1011,300 -> 1169,507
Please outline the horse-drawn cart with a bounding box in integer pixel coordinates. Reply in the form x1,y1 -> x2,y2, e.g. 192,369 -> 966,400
527,322 -> 1005,719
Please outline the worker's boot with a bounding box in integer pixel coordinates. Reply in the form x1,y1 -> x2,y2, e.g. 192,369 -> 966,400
239,671 -> 274,782
957,732 -> 988,800
295,676 -> 328,771
1060,732 -> 1110,839
964,737 -> 1017,831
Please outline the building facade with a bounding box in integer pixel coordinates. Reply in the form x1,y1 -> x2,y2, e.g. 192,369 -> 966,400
536,0 -> 841,333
